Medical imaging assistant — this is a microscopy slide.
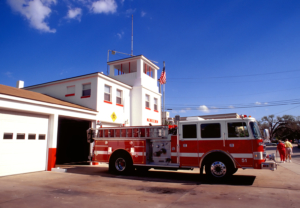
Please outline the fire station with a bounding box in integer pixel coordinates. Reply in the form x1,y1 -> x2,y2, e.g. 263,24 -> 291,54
0,55 -> 162,177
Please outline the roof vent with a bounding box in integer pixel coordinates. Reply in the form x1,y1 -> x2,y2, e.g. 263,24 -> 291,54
16,80 -> 24,89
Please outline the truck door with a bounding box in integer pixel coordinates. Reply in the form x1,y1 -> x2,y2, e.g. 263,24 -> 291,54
179,123 -> 199,167
225,121 -> 253,168
198,121 -> 226,158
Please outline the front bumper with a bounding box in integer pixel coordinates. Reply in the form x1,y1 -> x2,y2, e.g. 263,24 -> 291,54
261,161 -> 277,171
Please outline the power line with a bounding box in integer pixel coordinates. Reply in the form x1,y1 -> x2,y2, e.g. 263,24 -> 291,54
167,76 -> 300,83
166,86 -> 300,99
166,98 -> 300,110
274,105 -> 300,115
169,69 -> 300,80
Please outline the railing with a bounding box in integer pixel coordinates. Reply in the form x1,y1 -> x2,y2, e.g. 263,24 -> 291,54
94,126 -> 169,139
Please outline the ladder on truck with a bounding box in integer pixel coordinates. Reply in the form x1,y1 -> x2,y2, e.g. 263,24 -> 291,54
92,126 -> 170,139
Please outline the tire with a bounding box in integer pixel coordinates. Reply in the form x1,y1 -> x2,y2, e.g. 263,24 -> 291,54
231,167 -> 238,175
205,156 -> 234,179
109,153 -> 133,175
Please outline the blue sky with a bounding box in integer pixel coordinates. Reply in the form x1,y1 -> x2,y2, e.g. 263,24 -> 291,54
1,0 -> 300,121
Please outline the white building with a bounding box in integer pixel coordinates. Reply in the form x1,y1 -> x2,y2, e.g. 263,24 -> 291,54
0,55 -> 162,177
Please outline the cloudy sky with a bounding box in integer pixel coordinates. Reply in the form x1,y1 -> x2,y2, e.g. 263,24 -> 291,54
1,0 -> 300,120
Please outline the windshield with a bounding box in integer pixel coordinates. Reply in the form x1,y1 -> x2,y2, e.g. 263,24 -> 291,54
250,122 -> 262,139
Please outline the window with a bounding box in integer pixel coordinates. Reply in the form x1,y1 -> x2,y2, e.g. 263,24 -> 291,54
201,123 -> 221,138
104,85 -> 111,103
227,122 -> 249,137
3,133 -> 13,140
116,89 -> 122,105
250,122 -> 262,139
145,94 -> 150,109
154,98 -> 158,112
28,134 -> 36,140
17,133 -> 25,140
39,134 -> 46,140
82,83 -> 91,98
66,85 -> 75,97
182,124 -> 197,138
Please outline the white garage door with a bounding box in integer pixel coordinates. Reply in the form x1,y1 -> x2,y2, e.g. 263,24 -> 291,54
0,110 -> 49,177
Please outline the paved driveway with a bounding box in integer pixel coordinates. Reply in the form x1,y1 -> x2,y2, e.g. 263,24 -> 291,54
0,149 -> 299,208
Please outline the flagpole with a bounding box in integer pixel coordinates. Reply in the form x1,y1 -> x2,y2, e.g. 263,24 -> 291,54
163,61 -> 165,124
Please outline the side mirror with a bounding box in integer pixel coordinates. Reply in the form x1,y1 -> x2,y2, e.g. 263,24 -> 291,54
87,128 -> 95,143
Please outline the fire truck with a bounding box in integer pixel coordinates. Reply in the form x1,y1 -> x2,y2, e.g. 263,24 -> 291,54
87,115 -> 277,179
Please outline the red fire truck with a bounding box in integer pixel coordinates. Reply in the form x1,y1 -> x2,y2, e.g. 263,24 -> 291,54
87,115 -> 277,179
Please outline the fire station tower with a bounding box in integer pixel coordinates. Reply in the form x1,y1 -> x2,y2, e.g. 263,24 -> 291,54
107,55 -> 161,126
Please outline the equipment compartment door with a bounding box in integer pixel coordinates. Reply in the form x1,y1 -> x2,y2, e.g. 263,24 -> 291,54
94,140 -> 108,162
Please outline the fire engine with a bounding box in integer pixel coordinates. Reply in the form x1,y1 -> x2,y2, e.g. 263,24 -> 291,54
87,115 -> 277,179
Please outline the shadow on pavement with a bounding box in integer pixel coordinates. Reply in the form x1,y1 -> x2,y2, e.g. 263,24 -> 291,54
58,165 -> 256,186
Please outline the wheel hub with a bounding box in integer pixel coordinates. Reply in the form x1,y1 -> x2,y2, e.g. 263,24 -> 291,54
115,158 -> 126,171
210,161 -> 227,177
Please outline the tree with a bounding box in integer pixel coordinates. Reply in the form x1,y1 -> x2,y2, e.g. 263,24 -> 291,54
259,115 -> 287,141
259,114 -> 300,142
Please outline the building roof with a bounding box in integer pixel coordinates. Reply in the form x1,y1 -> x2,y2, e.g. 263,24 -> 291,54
23,72 -> 132,90
0,84 -> 96,112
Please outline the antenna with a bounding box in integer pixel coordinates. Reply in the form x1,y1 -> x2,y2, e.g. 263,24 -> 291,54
131,15 -> 133,56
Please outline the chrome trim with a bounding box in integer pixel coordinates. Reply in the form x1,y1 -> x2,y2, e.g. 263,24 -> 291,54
210,161 -> 227,177
115,158 -> 126,171
253,152 -> 264,160
199,150 -> 236,169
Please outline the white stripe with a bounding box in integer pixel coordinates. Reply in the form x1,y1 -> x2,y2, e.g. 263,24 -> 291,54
231,153 -> 253,158
171,152 -> 177,156
135,152 -> 145,156
95,151 -> 107,155
171,152 -> 204,157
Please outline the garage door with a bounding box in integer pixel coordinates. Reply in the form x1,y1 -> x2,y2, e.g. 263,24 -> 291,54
0,110 -> 49,177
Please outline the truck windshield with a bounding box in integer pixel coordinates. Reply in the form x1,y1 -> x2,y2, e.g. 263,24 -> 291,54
250,122 -> 262,139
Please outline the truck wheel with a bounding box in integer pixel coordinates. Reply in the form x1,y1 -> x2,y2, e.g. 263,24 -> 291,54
109,153 -> 133,175
205,157 -> 233,179
231,167 -> 238,175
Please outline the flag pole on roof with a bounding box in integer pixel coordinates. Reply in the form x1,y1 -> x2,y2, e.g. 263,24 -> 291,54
158,61 -> 166,124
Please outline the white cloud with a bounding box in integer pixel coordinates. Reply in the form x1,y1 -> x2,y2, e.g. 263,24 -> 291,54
125,8 -> 135,16
264,102 -> 268,105
198,105 -> 209,113
7,0 -> 56,33
91,0 -> 117,14
255,102 -> 261,105
180,110 -> 186,113
117,31 -> 124,39
120,0 -> 125,4
4,71 -> 13,78
141,11 -> 146,17
228,105 -> 235,109
66,7 -> 82,21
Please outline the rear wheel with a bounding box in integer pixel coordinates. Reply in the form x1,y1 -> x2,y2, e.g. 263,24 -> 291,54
109,153 -> 133,175
205,157 -> 233,179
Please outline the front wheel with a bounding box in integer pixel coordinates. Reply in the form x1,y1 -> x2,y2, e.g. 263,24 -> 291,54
109,153 -> 133,175
205,157 -> 233,179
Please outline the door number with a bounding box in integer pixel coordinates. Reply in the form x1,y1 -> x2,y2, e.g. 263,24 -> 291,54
241,158 -> 247,162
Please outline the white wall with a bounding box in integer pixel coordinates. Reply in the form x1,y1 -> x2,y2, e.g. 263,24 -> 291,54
97,77 -> 131,125
26,75 -> 99,111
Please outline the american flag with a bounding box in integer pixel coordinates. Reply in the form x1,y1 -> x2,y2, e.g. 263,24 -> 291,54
159,65 -> 166,84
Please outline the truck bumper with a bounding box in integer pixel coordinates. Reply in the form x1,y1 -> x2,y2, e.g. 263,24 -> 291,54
261,161 -> 277,171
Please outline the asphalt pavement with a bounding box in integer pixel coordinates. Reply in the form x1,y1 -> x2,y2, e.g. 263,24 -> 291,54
0,146 -> 299,207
